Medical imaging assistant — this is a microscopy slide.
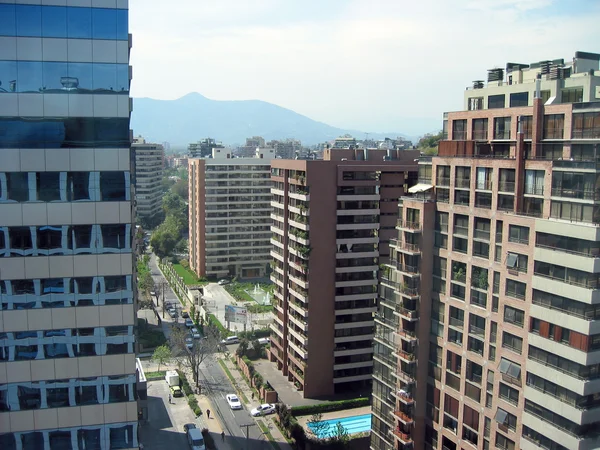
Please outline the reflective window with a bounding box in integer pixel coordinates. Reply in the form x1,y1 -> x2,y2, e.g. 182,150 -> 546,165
15,5 -> 41,37
0,118 -> 130,149
37,172 -> 61,201
67,6 -> 92,39
0,5 -> 17,36
0,61 -> 17,93
100,172 -> 126,201
0,5 -> 128,40
42,6 -> 67,38
17,61 -> 43,93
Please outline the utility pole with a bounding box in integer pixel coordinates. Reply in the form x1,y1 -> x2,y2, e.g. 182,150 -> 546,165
240,423 -> 256,450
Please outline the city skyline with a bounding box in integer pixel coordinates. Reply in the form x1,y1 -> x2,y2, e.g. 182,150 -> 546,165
130,0 -> 599,132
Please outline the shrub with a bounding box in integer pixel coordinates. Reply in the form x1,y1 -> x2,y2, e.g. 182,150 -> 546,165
208,314 -> 228,336
194,407 -> 202,416
291,398 -> 370,416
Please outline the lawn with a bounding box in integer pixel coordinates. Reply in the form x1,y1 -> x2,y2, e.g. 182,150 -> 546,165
172,263 -> 208,286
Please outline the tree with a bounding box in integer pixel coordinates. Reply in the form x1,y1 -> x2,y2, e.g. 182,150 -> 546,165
307,413 -> 328,439
331,422 -> 350,449
236,338 -> 249,357
151,345 -> 172,372
170,326 -> 219,389
172,179 -> 189,200
251,339 -> 262,358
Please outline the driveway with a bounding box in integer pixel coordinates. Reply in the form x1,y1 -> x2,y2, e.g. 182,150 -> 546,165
140,380 -> 198,450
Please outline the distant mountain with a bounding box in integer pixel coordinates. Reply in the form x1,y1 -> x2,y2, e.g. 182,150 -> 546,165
131,93 -> 419,146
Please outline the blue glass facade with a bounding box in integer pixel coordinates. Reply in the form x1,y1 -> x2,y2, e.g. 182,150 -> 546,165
0,1 -> 137,448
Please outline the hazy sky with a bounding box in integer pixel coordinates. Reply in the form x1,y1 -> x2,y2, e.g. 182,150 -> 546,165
130,0 -> 600,134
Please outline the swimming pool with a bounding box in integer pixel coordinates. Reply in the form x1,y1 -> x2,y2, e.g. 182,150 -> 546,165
307,414 -> 371,439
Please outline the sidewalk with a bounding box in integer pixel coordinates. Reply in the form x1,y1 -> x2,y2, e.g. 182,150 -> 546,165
220,354 -> 294,450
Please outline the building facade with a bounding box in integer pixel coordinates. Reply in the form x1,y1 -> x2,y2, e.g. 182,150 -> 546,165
371,51 -> 600,450
270,148 -> 419,398
189,148 -> 274,279
132,137 -> 163,220
0,1 -> 139,449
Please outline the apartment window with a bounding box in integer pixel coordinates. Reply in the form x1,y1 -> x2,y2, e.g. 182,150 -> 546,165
550,201 -> 596,223
521,115 -> 533,139
466,359 -> 483,384
572,112 -> 600,139
509,92 -> 528,108
508,225 -> 529,244
495,433 -> 515,450
498,383 -> 519,406
475,192 -> 492,209
453,236 -> 468,254
522,426 -> 569,450
455,166 -> 471,188
468,97 -> 484,111
502,332 -> 522,354
493,117 -> 511,139
452,119 -> 467,140
506,252 -> 527,272
448,328 -> 463,346
437,166 -> 451,187
436,188 -> 449,203
523,197 -> 544,217
434,232 -> 447,249
473,240 -> 490,259
497,194 -> 514,212
488,94 -> 505,109
532,289 -> 600,320
9,227 -> 32,252
505,279 -> 526,299
450,283 -> 466,300
419,165 -> 432,183
543,114 -> 564,139
476,167 -> 493,190
561,87 -> 583,104
37,226 -> 62,250
454,214 -> 469,236
473,118 -> 488,140
503,306 -> 524,327
463,404 -> 480,432
552,171 -> 598,200
524,170 -> 544,195
435,212 -> 449,232
99,172 -> 126,201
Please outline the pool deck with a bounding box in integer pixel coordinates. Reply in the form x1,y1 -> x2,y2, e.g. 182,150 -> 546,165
296,406 -> 372,430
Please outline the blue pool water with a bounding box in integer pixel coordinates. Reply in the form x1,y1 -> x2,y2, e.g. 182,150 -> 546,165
307,414 -> 372,438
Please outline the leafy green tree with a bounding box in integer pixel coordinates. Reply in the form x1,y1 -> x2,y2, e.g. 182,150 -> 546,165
307,413 -> 328,439
151,345 -> 172,372
236,338 -> 249,357
332,422 -> 350,448
172,179 -> 189,200
417,130 -> 443,155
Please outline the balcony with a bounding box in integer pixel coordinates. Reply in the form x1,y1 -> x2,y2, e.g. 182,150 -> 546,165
393,389 -> 414,405
498,181 -> 515,193
395,349 -> 416,363
394,328 -> 417,343
398,284 -> 419,298
390,238 -> 421,254
396,220 -> 422,232
551,187 -> 599,201
393,410 -> 414,425
393,369 -> 416,385
395,306 -> 419,321
392,429 -> 413,445
455,178 -> 471,189
395,263 -> 420,277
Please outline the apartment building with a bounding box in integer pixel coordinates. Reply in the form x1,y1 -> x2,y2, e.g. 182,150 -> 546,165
371,51 -> 600,450
0,1 -> 139,449
269,148 -> 419,398
189,148 -> 274,279
132,137 -> 164,219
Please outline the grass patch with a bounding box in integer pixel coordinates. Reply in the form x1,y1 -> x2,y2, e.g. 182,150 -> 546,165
172,263 -> 208,286
246,304 -> 273,314
144,370 -> 166,379
208,314 -> 229,336
138,328 -> 167,348
258,419 -> 282,450
218,359 -> 249,404
291,397 -> 370,416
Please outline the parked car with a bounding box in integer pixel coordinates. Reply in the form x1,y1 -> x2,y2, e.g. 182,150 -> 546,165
257,337 -> 270,346
181,310 -> 190,318
168,308 -> 178,319
183,423 -> 196,433
220,335 -> 239,345
185,319 -> 194,328
186,428 -> 205,450
217,279 -> 230,285
170,385 -> 183,397
185,336 -> 194,349
226,394 -> 242,410
190,327 -> 201,339
251,403 -> 276,416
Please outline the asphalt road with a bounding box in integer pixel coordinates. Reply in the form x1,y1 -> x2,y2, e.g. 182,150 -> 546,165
146,252 -> 269,448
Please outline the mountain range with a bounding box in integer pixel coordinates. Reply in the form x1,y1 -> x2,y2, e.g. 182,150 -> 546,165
131,93 -> 435,147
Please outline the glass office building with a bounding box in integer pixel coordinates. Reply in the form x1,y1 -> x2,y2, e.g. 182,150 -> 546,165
0,1 -> 138,449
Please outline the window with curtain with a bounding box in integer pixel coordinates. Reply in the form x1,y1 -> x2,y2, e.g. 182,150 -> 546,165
543,114 -> 564,139
524,170 -> 544,195
476,167 -> 492,190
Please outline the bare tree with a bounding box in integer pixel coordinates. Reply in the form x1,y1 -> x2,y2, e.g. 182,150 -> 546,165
169,326 -> 220,389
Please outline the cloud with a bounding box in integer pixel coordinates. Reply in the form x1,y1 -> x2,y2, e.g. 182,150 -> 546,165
129,0 -> 600,134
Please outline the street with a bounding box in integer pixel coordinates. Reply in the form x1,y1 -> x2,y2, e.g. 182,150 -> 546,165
145,253 -> 272,450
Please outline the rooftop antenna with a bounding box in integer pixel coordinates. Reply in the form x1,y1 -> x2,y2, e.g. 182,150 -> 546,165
365,132 -> 370,142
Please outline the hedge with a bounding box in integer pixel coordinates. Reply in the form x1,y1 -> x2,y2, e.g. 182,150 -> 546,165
238,328 -> 270,340
290,397 -> 370,416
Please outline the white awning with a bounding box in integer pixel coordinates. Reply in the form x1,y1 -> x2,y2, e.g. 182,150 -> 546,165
408,183 -> 433,194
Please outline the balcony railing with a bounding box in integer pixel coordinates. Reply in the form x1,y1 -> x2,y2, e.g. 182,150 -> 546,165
393,410 -> 414,424
524,185 -> 544,196
469,324 -> 486,337
392,429 -> 412,444
437,176 -> 450,186
397,264 -> 420,275
551,187 -> 599,201
396,219 -> 422,231
396,306 -> 419,320
449,317 -> 464,328
498,181 -> 515,193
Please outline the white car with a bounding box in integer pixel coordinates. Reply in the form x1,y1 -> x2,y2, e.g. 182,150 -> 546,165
218,279 -> 230,285
185,336 -> 194,350
251,403 -> 276,416
226,394 -> 242,410
190,327 -> 201,339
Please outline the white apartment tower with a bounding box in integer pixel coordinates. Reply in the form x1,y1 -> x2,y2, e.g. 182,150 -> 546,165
189,148 -> 274,279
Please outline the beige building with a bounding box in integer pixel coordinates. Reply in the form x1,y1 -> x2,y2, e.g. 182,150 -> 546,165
371,51 -> 600,450
189,148 -> 275,279
133,137 -> 164,219
269,148 -> 419,398
0,1 -> 139,448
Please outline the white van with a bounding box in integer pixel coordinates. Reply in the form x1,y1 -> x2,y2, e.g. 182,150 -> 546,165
221,336 -> 239,345
187,428 -> 205,450
257,337 -> 270,346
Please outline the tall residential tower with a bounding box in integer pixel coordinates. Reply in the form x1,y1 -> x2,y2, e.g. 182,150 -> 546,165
371,51 -> 600,450
0,1 -> 138,448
